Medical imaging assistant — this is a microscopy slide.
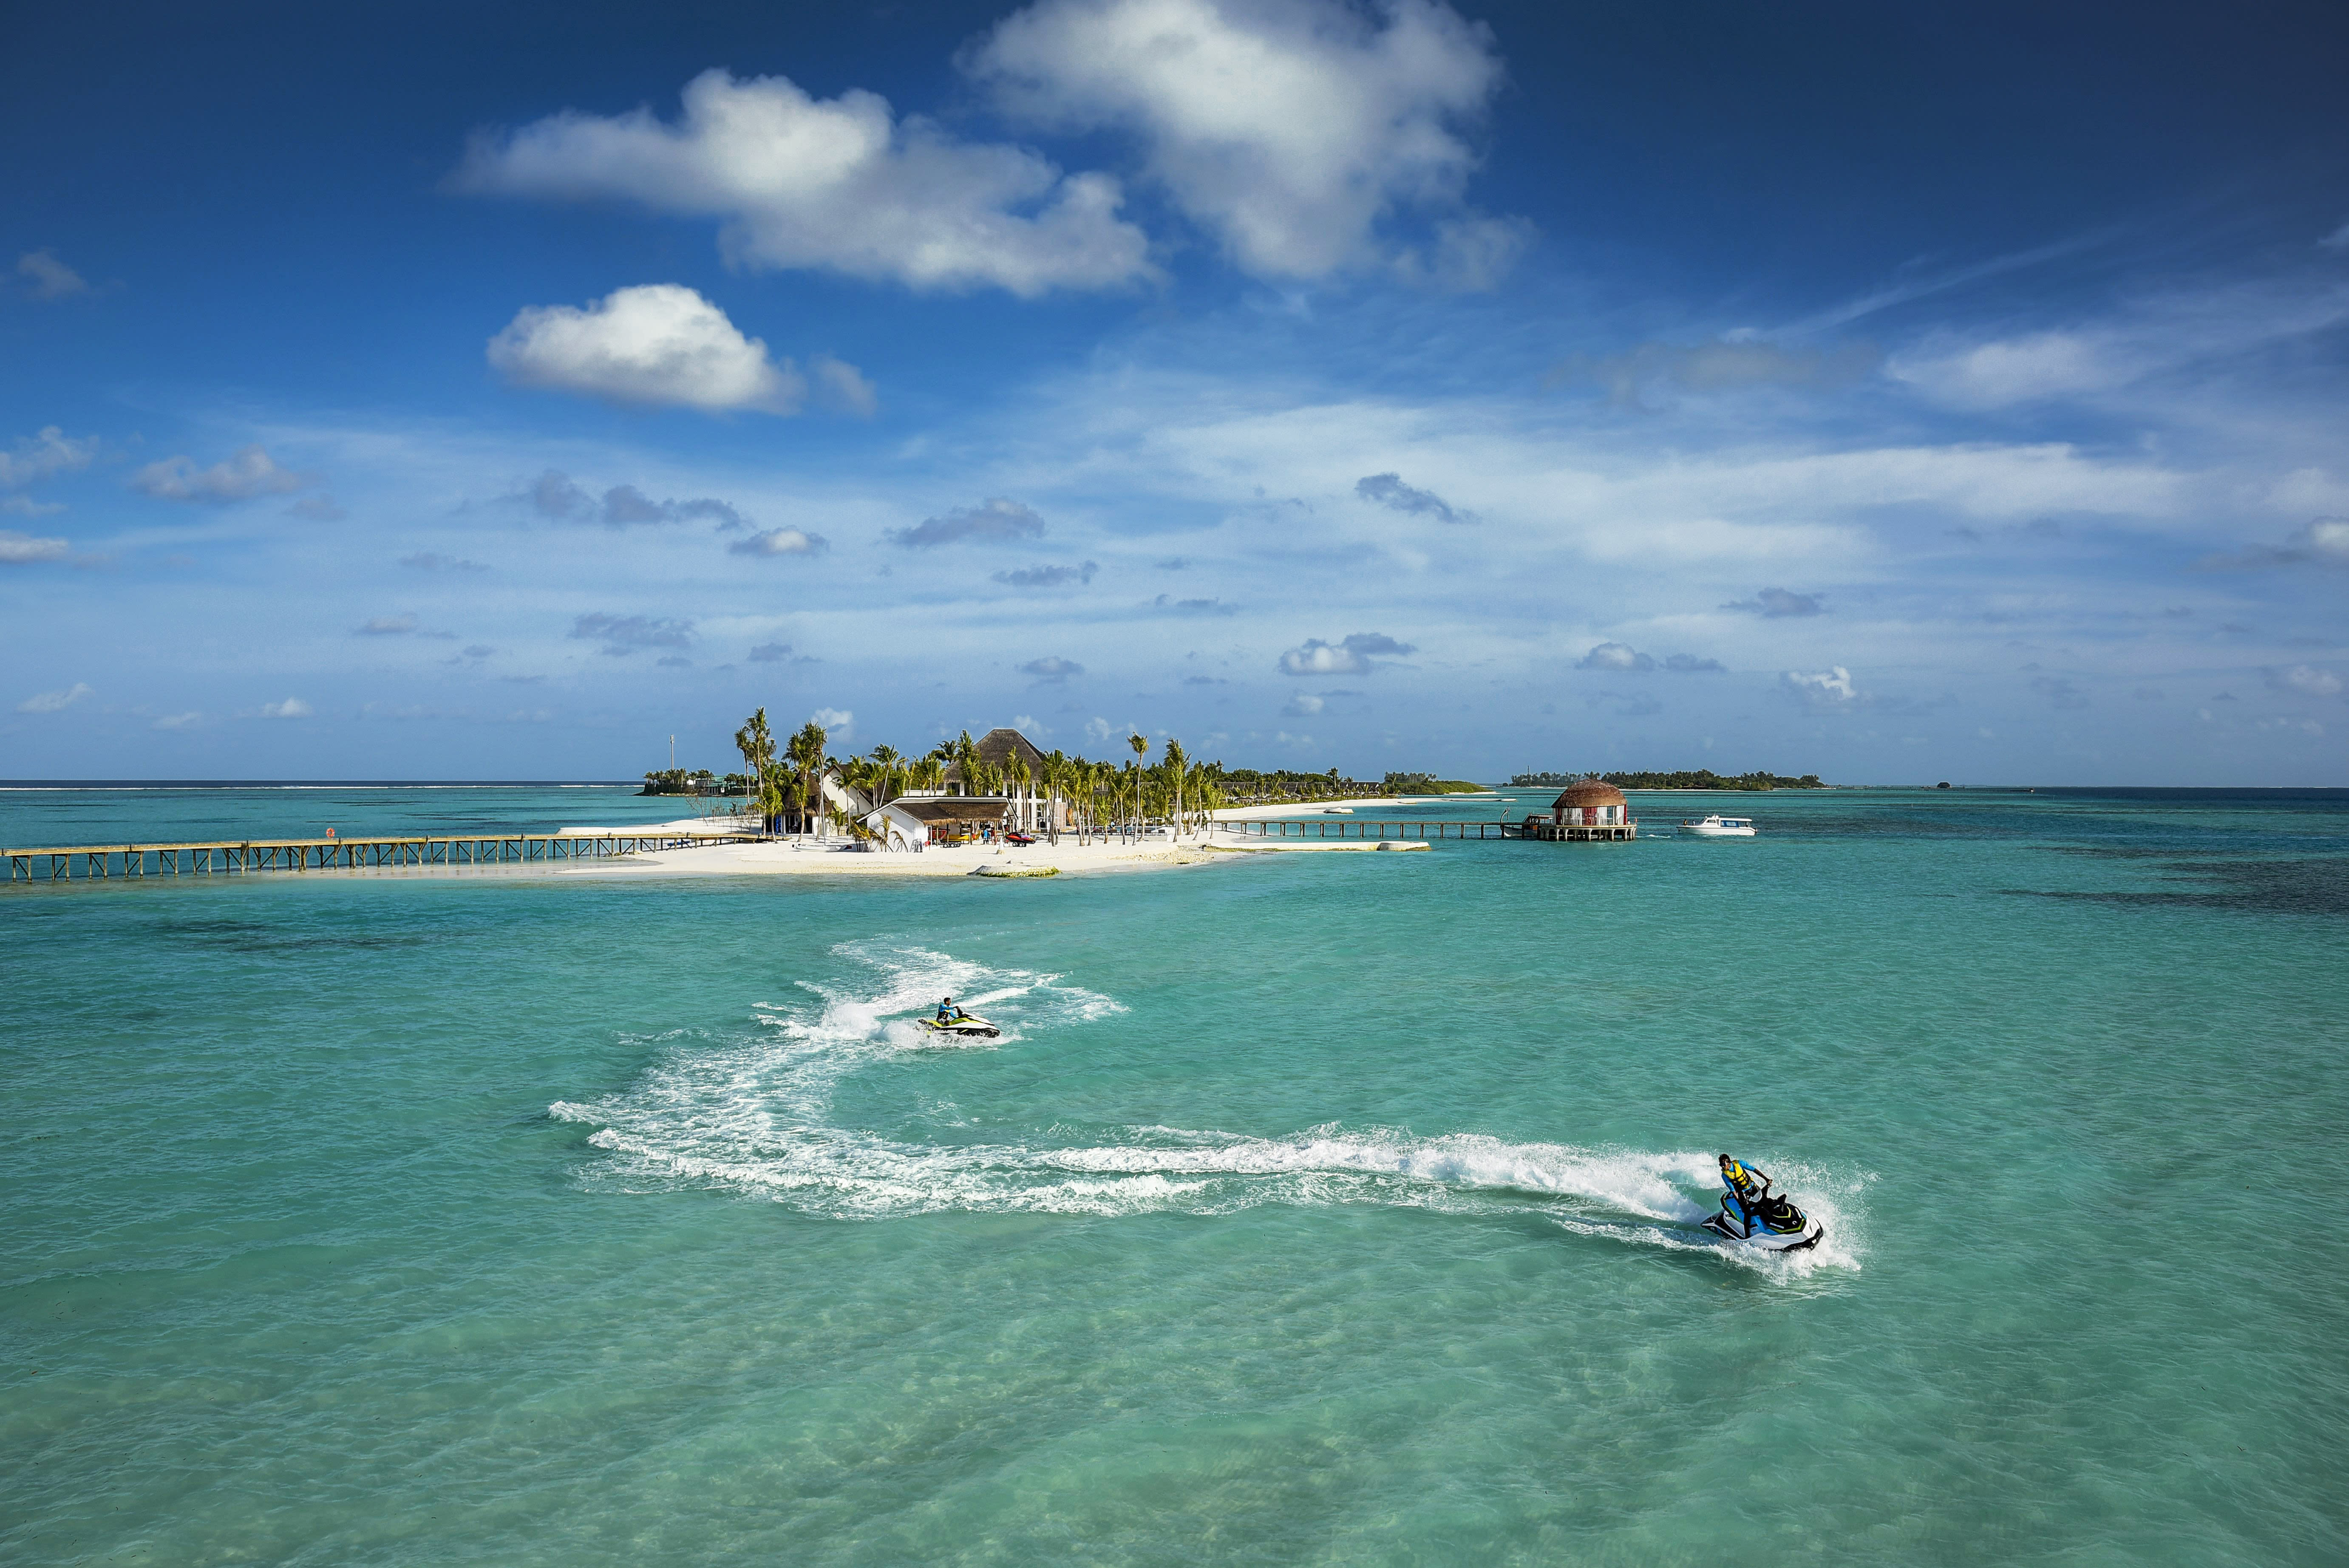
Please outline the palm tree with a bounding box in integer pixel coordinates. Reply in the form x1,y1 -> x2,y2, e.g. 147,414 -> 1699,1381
1006,748 -> 1033,832
868,744 -> 901,808
1162,737 -> 1188,839
734,708 -> 775,833
1127,733 -> 1149,841
788,718 -> 827,835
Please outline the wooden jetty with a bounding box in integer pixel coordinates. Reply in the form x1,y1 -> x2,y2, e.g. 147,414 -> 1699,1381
5,829 -> 750,884
1216,818 -> 1635,842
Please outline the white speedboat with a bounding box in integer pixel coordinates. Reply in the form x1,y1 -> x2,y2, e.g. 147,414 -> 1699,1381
1680,814 -> 1756,838
1322,807 -> 1353,815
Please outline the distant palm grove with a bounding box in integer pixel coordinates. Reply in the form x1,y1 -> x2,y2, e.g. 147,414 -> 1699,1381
643,713 -> 1388,834
1510,770 -> 1826,790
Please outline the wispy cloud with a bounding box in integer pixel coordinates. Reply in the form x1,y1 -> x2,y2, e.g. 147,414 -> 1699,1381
994,560 -> 1097,587
257,697 -> 313,719
15,249 -> 89,300
0,426 -> 98,489
133,446 -> 306,504
357,614 -> 418,636
1576,642 -> 1723,673
0,528 -> 70,564
1722,587 -> 1825,617
1561,337 -> 1879,406
890,497 -> 1046,549
1020,655 -> 1083,683
2196,517 -> 2349,571
17,682 -> 93,713
1355,472 -> 1474,524
1782,666 -> 1859,707
1148,594 -> 1236,615
401,552 -> 490,572
569,612 -> 694,655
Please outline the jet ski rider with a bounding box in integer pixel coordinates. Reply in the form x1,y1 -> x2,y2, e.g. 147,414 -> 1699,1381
937,996 -> 955,1024
1718,1154 -> 1804,1233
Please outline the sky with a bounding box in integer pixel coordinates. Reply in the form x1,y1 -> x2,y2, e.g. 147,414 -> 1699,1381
3,0 -> 2346,785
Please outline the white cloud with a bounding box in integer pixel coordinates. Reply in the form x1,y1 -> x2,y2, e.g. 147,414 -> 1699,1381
489,285 -> 808,414
153,711 -> 202,730
972,0 -> 1508,281
16,249 -> 88,300
2202,517 -> 2349,570
259,697 -> 313,719
1282,692 -> 1323,716
0,426 -> 98,488
2321,221 -> 2349,251
1020,655 -> 1085,683
972,0 -> 1505,281
0,528 -> 70,563
729,527 -> 828,557
813,356 -> 878,416
2272,664 -> 2343,698
1723,587 -> 1825,617
810,706 -> 854,743
456,68 -> 1150,297
1278,630 -> 1413,674
1782,666 -> 1858,707
17,682 -> 93,713
1577,642 -> 1650,672
133,445 -> 306,503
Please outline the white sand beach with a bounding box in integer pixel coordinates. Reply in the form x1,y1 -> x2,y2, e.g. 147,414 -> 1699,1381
553,829 -> 1429,880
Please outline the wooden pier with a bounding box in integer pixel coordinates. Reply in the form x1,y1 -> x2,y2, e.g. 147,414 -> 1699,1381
1215,819 -> 1636,842
5,829 -> 751,884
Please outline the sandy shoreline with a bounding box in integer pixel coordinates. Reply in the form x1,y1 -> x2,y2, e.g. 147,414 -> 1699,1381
552,830 -> 1430,880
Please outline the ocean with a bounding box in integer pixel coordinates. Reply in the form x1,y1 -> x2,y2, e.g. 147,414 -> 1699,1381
4,785 -> 2345,1564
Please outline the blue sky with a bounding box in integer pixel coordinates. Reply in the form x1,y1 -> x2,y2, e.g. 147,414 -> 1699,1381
4,0 -> 2346,784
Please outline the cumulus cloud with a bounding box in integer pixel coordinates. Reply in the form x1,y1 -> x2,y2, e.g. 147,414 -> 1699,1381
489,285 -> 808,413
17,682 -> 93,713
1723,587 -> 1825,617
0,528 -> 70,564
357,614 -> 417,636
994,560 -> 1097,587
258,697 -> 313,719
1020,655 -> 1085,683
890,497 -> 1046,548
132,446 -> 306,504
401,552 -> 490,572
1566,337 -> 1879,406
2197,517 -> 2349,570
1278,630 -> 1414,675
569,612 -> 694,655
810,707 -> 853,742
729,527 -> 828,557
16,249 -> 89,300
1576,642 -> 1652,672
1782,666 -> 1859,707
1282,692 -> 1324,716
2269,664 -> 2343,698
971,0 -> 1508,281
1149,593 -> 1236,614
0,426 -> 99,489
1355,471 -> 1473,524
455,68 -> 1150,296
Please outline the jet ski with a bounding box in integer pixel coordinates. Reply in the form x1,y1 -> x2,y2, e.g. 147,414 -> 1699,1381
1698,1154 -> 1823,1252
916,1012 -> 999,1039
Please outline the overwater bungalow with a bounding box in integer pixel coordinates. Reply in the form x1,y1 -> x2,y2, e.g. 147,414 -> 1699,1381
1522,779 -> 1636,841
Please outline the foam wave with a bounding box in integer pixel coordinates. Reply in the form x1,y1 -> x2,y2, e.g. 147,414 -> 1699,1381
549,941 -> 1859,1271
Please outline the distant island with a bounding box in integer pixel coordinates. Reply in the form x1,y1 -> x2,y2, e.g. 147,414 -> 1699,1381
1510,769 -> 1825,791
1383,772 -> 1485,795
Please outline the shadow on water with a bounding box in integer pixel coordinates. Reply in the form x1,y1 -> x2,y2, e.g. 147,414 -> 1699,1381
2000,858 -> 2349,918
150,917 -> 435,952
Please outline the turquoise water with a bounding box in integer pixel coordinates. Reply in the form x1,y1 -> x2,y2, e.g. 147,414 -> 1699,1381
5,788 -> 2346,1564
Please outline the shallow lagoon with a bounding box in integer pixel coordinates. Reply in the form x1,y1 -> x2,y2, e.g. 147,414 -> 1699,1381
4,788 -> 2345,1564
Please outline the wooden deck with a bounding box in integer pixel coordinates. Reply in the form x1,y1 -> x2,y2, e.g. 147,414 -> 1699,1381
4,830 -> 751,883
